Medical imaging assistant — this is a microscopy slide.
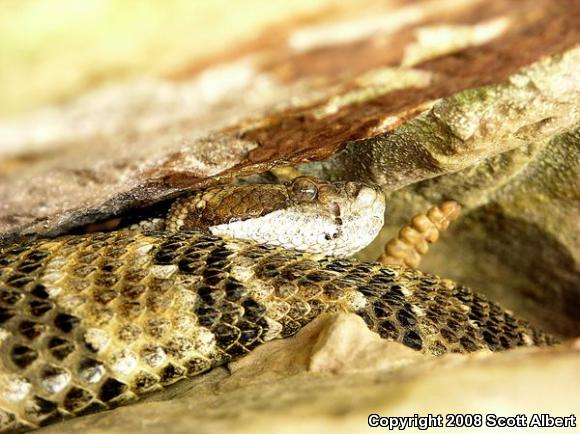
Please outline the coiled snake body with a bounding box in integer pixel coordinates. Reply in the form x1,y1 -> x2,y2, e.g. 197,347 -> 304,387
0,178 -> 554,432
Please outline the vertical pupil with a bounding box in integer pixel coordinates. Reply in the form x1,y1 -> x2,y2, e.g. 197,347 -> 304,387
293,180 -> 317,199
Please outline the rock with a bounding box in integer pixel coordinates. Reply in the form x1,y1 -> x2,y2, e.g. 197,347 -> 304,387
0,133 -> 261,244
353,90 -> 580,336
226,314 -> 428,381
307,49 -> 579,191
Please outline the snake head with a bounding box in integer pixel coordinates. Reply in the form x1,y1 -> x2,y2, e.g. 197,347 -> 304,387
167,176 -> 385,257
228,176 -> 384,256
288,177 -> 385,255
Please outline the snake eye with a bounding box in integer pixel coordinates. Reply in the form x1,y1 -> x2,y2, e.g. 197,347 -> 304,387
291,177 -> 318,202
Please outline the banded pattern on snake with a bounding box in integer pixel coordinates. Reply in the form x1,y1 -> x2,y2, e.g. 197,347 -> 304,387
0,177 -> 555,432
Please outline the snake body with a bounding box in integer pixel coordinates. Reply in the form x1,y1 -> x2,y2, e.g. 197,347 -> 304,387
0,178 -> 555,432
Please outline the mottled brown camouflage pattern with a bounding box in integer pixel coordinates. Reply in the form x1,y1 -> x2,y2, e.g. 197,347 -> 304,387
0,230 -> 554,432
166,177 -> 379,232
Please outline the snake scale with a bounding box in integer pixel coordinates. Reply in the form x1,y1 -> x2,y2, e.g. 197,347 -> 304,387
0,177 -> 555,432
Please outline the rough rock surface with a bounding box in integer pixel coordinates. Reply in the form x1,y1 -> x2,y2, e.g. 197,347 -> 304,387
1,0 -> 579,432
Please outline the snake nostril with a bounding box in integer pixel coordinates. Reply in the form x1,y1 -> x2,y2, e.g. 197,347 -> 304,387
330,202 -> 341,216
324,234 -> 332,241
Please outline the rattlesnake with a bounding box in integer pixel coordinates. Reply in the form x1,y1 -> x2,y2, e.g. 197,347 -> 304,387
0,177 -> 555,433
